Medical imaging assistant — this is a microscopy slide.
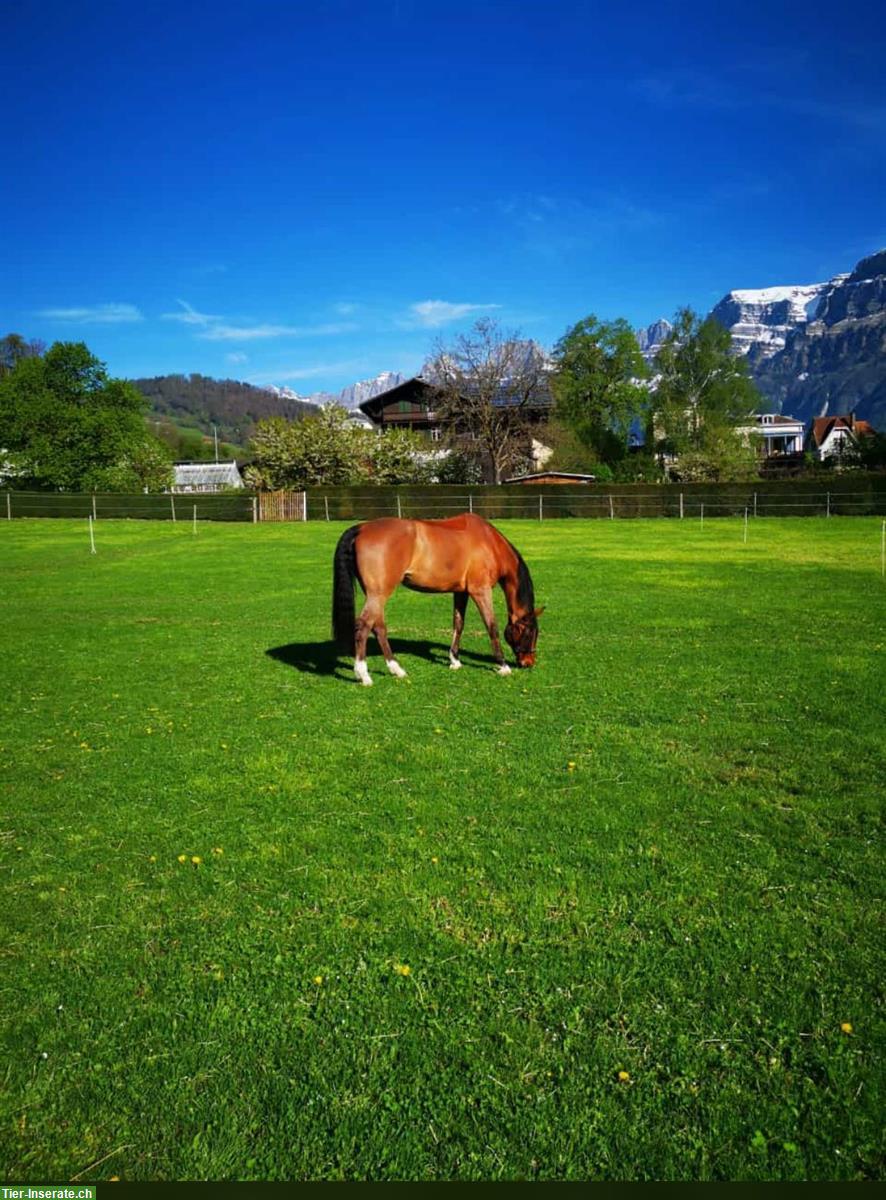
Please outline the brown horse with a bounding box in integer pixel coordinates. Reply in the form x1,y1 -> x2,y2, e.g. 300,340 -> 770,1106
332,513 -> 543,686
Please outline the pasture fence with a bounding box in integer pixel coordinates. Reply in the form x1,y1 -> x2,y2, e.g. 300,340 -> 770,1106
303,477 -> 886,522
3,476 -> 886,524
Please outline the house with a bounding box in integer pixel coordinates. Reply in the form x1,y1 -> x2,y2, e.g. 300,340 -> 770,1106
171,460 -> 244,493
736,413 -> 806,458
358,375 -> 555,443
805,414 -> 876,461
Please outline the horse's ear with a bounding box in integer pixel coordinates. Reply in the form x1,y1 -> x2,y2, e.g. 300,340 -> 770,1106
534,606 -> 545,618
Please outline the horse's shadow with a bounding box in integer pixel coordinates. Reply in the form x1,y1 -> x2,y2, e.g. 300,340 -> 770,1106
266,637 -> 498,679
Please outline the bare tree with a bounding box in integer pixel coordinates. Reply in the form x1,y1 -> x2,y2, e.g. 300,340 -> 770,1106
424,318 -> 550,483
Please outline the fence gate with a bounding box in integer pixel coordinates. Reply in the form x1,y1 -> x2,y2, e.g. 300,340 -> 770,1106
258,490 -> 306,521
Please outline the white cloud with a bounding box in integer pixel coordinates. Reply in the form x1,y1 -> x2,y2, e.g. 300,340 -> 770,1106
250,359 -> 366,382
38,303 -> 144,324
162,299 -> 221,326
226,352 -> 248,364
408,300 -> 500,328
199,321 -> 357,342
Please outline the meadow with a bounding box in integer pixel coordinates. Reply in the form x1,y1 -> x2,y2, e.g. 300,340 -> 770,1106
0,515 -> 883,1181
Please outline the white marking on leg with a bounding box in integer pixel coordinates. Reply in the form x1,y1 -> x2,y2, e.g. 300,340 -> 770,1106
449,651 -> 462,670
496,663 -> 512,676
354,660 -> 372,686
386,658 -> 407,678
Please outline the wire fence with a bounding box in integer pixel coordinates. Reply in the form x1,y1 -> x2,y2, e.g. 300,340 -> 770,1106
304,483 -> 886,522
3,490 -> 256,521
3,481 -> 886,523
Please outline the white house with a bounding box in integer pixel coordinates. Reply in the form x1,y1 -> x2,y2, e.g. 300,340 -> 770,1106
736,413 -> 805,458
805,414 -> 876,461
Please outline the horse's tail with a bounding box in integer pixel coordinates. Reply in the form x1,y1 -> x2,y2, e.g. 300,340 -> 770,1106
332,524 -> 361,650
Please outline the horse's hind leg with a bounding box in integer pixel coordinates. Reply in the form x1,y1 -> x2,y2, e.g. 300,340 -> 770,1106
470,588 -> 511,676
449,591 -> 468,669
373,609 -> 407,679
354,596 -> 406,685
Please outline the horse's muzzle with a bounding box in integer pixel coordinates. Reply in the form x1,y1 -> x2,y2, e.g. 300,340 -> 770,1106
517,653 -> 536,668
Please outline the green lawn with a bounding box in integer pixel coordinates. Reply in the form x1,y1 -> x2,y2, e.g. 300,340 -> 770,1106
0,515 -> 883,1181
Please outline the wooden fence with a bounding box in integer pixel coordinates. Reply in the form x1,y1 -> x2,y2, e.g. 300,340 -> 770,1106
258,490 -> 306,521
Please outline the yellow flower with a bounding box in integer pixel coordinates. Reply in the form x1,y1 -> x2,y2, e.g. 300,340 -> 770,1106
394,963 -> 411,976
313,975 -> 324,986
149,854 -> 157,862
841,1022 -> 853,1034
191,855 -> 202,865
617,1070 -> 631,1083
567,761 -> 576,770
177,854 -> 188,863
431,856 -> 439,864
212,846 -> 224,856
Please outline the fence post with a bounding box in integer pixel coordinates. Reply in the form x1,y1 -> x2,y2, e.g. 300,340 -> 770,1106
679,492 -> 684,519
539,494 -> 543,521
302,491 -> 307,521
397,494 -> 402,519
609,494 -> 614,520
6,493 -> 10,520
324,497 -> 330,521
170,494 -> 176,522
753,492 -> 758,518
700,502 -> 704,529
252,496 -> 258,523
88,515 -> 96,555
469,493 -> 473,513
826,491 -> 831,518
92,493 -> 97,521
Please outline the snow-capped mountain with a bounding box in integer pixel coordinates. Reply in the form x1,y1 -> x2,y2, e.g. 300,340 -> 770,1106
338,371 -> 405,409
636,318 -> 672,362
709,278 -> 845,362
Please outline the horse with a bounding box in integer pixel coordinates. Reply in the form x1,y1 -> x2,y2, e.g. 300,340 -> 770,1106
331,513 -> 543,686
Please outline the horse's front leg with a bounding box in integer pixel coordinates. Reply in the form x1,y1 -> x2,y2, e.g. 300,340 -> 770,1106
470,588 -> 511,676
449,591 -> 468,669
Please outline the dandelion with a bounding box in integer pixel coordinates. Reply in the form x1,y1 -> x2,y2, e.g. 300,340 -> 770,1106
841,1022 -> 853,1034
177,854 -> 188,863
431,856 -> 439,864
567,761 -> 576,771
212,847 -> 224,856
617,1070 -> 630,1083
191,855 -> 202,865
394,963 -> 412,977
313,975 -> 324,986
148,855 -> 157,863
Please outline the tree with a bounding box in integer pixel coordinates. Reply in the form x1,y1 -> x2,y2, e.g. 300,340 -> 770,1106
424,318 -> 549,484
652,308 -> 762,480
550,315 -> 648,465
246,405 -> 432,489
0,333 -> 44,376
0,341 -> 173,491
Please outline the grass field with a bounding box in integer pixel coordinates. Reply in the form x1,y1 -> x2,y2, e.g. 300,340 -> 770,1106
1,515 -> 883,1181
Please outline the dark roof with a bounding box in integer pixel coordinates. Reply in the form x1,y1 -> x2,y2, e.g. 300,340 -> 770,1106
358,374 -> 554,420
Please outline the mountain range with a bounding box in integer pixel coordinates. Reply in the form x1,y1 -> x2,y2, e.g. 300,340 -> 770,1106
637,249 -> 886,429
133,249 -> 885,444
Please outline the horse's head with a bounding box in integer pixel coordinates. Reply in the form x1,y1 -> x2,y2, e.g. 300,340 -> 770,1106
505,606 -> 544,668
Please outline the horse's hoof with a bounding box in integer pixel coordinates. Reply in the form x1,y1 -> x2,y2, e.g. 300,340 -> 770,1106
496,663 -> 512,676
449,657 -> 462,670
354,662 -> 372,686
386,659 -> 407,679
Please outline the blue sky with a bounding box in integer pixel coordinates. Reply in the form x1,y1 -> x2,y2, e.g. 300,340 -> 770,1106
3,0 -> 884,395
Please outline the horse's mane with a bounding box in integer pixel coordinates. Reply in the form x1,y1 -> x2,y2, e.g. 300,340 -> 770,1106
502,536 -> 535,613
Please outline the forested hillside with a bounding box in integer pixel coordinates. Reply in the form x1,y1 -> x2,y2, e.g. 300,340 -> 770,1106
131,374 -> 319,446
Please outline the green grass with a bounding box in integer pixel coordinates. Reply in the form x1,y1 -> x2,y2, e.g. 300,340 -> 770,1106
1,515 -> 883,1181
